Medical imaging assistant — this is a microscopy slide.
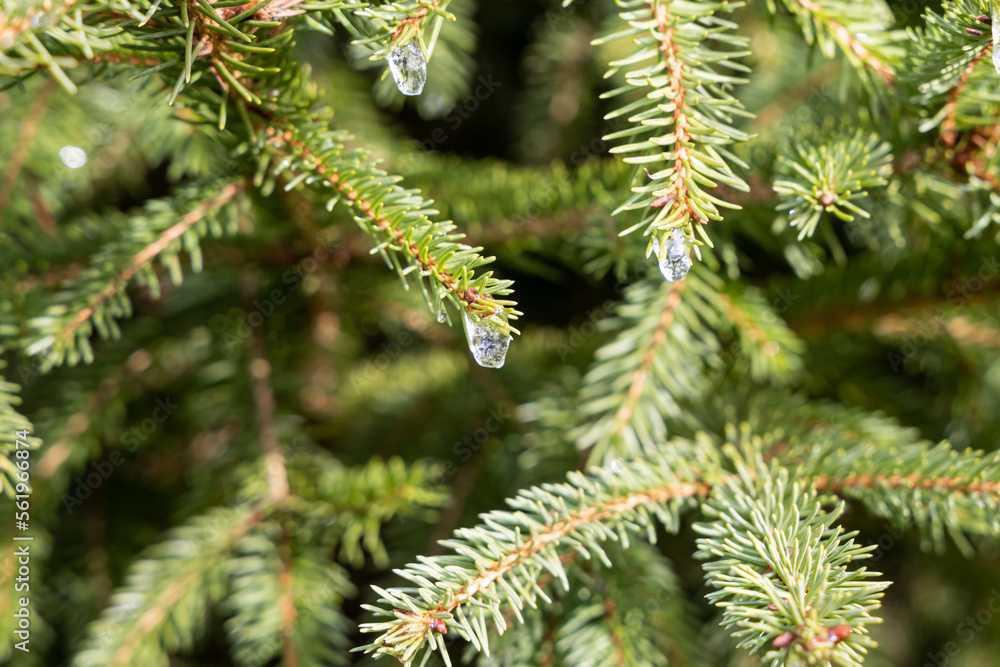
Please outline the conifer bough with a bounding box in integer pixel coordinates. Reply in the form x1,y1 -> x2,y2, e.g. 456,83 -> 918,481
3,0 -> 1000,666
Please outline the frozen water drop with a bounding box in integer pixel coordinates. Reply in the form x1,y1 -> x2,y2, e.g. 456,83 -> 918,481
437,309 -> 447,324
650,230 -> 692,282
387,42 -> 427,96
610,457 -> 625,473
463,309 -> 512,369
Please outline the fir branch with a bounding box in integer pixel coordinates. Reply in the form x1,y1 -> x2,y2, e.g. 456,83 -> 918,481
550,543 -> 699,667
940,46 -> 990,145
716,288 -> 804,384
597,0 -> 752,254
277,539 -> 298,667
0,0 -> 85,47
905,1 -> 995,135
814,468 -> 1000,496
603,281 -> 685,456
1,0 -> 521,343
367,0 -> 478,118
73,504 -> 269,667
695,458 -> 887,667
260,124 -> 519,330
22,181 -> 245,369
339,0 -> 450,58
769,0 -> 900,87
803,442 -> 1000,553
0,0 -> 136,90
773,127 -> 892,240
797,0 -> 893,83
284,454 -> 449,568
358,442 -> 717,666
286,551 -> 354,667
572,275 -> 718,465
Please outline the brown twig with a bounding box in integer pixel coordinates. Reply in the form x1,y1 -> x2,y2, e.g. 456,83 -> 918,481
813,472 -> 1000,496
941,46 -> 991,146
277,537 -> 299,667
651,1 -> 701,225
0,80 -> 56,227
245,278 -> 290,503
390,0 -> 440,40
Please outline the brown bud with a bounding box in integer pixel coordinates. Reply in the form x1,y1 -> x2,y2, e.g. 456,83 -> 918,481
819,191 -> 835,207
967,27 -> 985,36
829,625 -> 852,642
772,631 -> 796,648
976,14 -> 991,24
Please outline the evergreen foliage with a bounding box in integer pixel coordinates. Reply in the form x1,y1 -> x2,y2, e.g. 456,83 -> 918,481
1,0 -> 999,666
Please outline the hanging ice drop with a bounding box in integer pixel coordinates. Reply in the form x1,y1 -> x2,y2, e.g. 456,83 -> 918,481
650,230 -> 692,282
462,309 -> 512,369
386,42 -> 427,96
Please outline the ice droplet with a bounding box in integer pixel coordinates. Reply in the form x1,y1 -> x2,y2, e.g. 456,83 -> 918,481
437,309 -> 447,324
650,230 -> 691,282
387,42 -> 427,96
463,309 -> 512,368
993,6 -> 1000,74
